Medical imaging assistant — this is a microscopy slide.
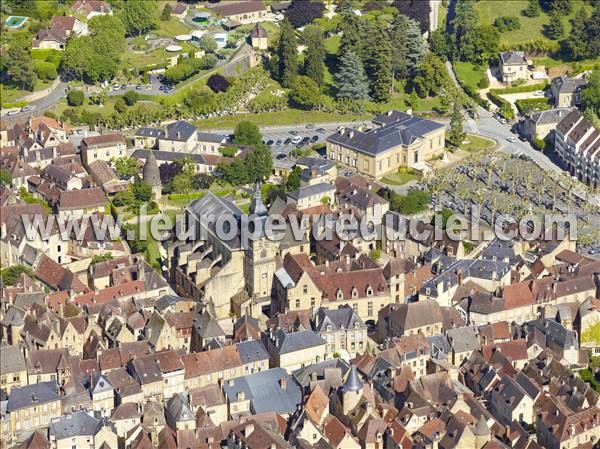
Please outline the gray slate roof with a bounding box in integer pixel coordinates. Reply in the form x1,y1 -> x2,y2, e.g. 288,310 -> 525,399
0,344 -> 26,375
500,51 -> 527,65
135,127 -> 165,138
341,365 -> 364,392
165,120 -> 197,142
7,381 -> 60,412
197,132 -> 226,143
528,107 -> 572,125
326,111 -> 444,156
236,340 -> 269,364
222,367 -> 302,414
315,306 -> 365,332
49,410 -> 104,439
275,329 -> 326,354
287,182 -> 334,201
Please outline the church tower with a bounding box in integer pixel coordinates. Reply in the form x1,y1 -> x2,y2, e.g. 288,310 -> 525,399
243,183 -> 277,316
341,365 -> 364,415
143,150 -> 162,201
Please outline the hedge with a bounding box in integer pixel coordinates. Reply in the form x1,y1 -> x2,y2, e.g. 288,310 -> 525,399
515,97 -> 551,115
167,192 -> 205,202
163,55 -> 218,84
487,91 -> 514,119
490,81 -> 548,95
34,60 -> 58,81
30,48 -> 62,66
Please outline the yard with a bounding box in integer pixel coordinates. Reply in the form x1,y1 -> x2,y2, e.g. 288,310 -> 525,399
453,61 -> 486,92
381,169 -> 420,186
476,1 -> 594,50
1,79 -> 54,106
460,134 -> 496,153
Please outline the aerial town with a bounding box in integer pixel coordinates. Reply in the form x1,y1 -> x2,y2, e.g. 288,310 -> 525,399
0,0 -> 600,449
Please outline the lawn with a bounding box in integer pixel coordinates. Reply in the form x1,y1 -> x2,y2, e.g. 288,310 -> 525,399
1,79 -> 54,105
476,1 -> 593,49
460,133 -> 496,153
381,170 -> 419,186
195,109 -> 370,129
384,92 -> 446,115
453,61 -> 485,91
156,17 -> 192,37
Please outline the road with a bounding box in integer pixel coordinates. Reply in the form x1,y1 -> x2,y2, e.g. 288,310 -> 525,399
2,80 -> 68,120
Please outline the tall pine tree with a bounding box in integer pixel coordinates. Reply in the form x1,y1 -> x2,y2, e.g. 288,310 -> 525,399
366,25 -> 393,103
303,24 -> 326,85
405,17 -> 428,76
277,19 -> 299,87
447,102 -> 465,147
562,8 -> 590,60
334,49 -> 370,101
390,14 -> 409,83
545,14 -> 564,40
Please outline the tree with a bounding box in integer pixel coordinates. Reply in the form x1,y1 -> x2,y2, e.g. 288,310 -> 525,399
447,102 -> 465,147
123,0 -> 158,36
429,29 -> 450,59
171,173 -> 193,193
233,121 -> 263,146
582,70 -> 600,115
303,24 -> 325,85
285,0 -> 325,27
5,36 -> 35,90
199,35 -> 218,52
545,14 -> 564,40
132,179 -> 152,202
334,49 -> 370,101
393,0 -> 431,34
277,19 -> 299,87
244,144 -> 273,182
88,14 -> 126,55
405,17 -> 427,76
112,157 -> 138,178
493,16 -> 521,32
338,12 -> 363,58
365,26 -> 393,103
114,97 -> 127,113
562,8 -> 591,60
123,90 -> 139,106
289,76 -> 322,110
412,53 -> 451,98
193,173 -> 213,189
90,253 -> 113,265
207,74 -> 230,92
161,3 -> 172,20
0,265 -> 34,286
522,0 -> 540,17
584,6 -> 600,58
0,169 -> 11,186
543,0 -> 571,15
390,14 -> 409,82
67,90 -> 84,106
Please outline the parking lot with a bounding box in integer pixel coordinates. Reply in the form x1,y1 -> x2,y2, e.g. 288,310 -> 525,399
261,124 -> 343,158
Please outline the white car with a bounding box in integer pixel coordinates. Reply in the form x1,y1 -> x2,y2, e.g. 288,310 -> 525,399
291,136 -> 302,144
506,136 -> 517,143
533,90 -> 545,96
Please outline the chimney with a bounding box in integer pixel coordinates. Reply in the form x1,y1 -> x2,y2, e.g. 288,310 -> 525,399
0,223 -> 6,239
279,377 -> 286,389
245,423 -> 254,436
325,260 -> 329,267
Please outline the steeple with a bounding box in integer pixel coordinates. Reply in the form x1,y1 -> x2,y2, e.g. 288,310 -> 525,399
143,150 -> 161,187
342,365 -> 364,393
249,181 -> 267,216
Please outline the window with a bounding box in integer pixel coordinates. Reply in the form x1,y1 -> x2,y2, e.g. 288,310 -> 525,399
414,152 -> 419,163
363,160 -> 369,170
310,298 -> 315,308
295,299 -> 300,308
368,301 -> 373,317
303,285 -> 308,294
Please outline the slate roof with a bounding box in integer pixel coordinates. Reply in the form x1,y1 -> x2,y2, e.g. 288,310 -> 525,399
222,367 -> 302,414
236,340 -> 269,364
165,120 -> 197,142
287,182 -> 335,201
326,111 -> 444,156
197,131 -> 226,143
341,365 -> 364,392
49,411 -> 104,439
551,75 -> 588,94
211,0 -> 266,17
275,329 -> 326,354
500,51 -> 527,65
7,381 -> 60,412
187,192 -> 243,251
0,344 -> 26,375
135,127 -> 165,138
528,107 -> 572,125
315,305 -> 365,332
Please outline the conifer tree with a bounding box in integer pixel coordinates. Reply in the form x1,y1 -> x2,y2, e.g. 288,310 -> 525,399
277,19 -> 299,87
334,50 -> 370,101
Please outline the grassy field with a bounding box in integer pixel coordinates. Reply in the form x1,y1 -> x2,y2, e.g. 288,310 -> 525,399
195,109 -> 370,129
155,17 -> 192,37
477,1 -> 593,48
453,61 -> 485,91
460,134 -> 496,153
381,170 -> 419,186
1,79 -> 54,104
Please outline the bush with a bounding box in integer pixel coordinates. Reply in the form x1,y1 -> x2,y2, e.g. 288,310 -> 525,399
487,91 -> 515,119
62,108 -> 81,124
493,16 -> 521,32
219,146 -> 237,157
207,74 -> 230,93
123,90 -> 140,106
515,97 -> 550,114
67,90 -> 85,106
163,55 -> 217,84
34,60 -> 58,80
478,76 -> 490,89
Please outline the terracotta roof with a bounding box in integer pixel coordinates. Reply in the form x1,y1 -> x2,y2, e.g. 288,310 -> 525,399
482,339 -> 528,363
181,345 -> 242,379
73,280 -> 144,306
305,384 -> 329,425
82,133 -> 125,147
502,281 -> 535,309
50,16 -> 77,31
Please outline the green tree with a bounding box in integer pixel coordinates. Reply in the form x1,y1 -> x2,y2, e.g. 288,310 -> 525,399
67,90 -> 84,106
447,102 -> 465,147
89,14 -> 126,55
277,19 -> 299,87
338,12 -> 363,57
303,24 -> 325,84
0,169 -> 11,186
289,76 -> 322,109
171,173 -> 193,193
582,70 -> 600,114
90,253 -> 113,265
412,53 -> 451,98
365,25 -> 393,102
161,3 -> 172,20
451,0 -> 479,57
522,0 -> 540,17
562,8 -> 591,60
199,35 -> 218,52
584,6 -> 600,58
0,265 -> 34,286
429,29 -> 450,58
123,0 -> 158,36
5,36 -> 35,90
405,17 -> 427,76
334,49 -> 370,101
61,37 -> 94,81
390,13 -> 409,82
123,90 -> 139,106
244,144 -> 273,182
114,97 -> 127,113
132,179 -> 152,202
545,14 -> 564,40
233,121 -> 263,146
112,157 -> 138,178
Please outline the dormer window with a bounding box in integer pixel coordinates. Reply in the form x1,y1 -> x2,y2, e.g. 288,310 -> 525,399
366,285 -> 373,296
351,287 -> 358,298
336,289 -> 343,300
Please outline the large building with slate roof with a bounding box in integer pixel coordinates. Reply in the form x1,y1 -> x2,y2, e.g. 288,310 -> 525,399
159,120 -> 199,152
325,110 -> 445,179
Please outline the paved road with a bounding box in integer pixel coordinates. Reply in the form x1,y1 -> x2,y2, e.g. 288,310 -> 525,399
2,80 -> 68,120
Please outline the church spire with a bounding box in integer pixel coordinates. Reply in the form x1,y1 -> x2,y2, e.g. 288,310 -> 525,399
249,181 -> 267,216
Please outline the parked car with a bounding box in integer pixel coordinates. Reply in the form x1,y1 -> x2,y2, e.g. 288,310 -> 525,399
316,128 -> 326,133
276,139 -> 283,145
589,248 -> 600,255
306,123 -> 315,129
533,90 -> 545,96
284,138 -> 293,145
506,136 -> 517,142
289,130 -> 299,136
136,85 -> 143,90
292,136 -> 302,144
276,153 -> 286,160
21,106 -> 31,112
311,135 -> 319,142
7,110 -> 19,116
266,140 -> 274,146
